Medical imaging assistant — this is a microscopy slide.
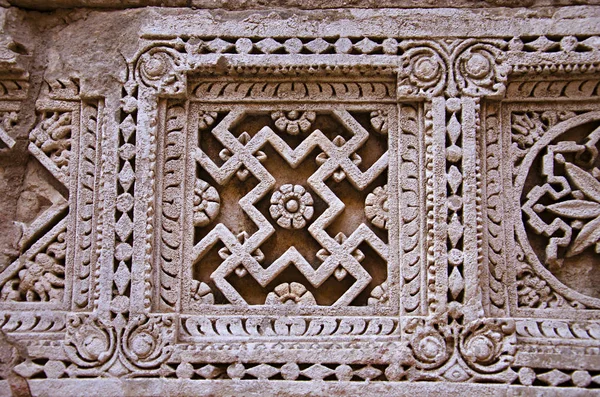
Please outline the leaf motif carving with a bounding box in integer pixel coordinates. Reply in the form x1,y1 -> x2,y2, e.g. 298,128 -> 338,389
565,163 -> 600,203
567,215 -> 600,257
546,200 -> 600,219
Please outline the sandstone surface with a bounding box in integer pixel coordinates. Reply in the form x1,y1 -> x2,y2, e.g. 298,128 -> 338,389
0,2 -> 600,396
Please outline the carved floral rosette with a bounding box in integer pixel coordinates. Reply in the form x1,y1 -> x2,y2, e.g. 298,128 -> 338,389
0,9 -> 599,392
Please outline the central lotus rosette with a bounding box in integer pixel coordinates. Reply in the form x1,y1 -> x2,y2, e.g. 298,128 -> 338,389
269,184 -> 315,229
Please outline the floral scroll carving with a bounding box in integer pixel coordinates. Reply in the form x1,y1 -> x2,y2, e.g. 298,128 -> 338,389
403,312 -> 516,381
136,47 -> 186,96
2,9 -> 600,391
397,40 -> 509,99
64,315 -> 117,369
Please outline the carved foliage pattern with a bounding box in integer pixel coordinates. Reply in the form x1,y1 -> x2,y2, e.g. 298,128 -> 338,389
483,103 -> 507,315
0,33 -> 600,389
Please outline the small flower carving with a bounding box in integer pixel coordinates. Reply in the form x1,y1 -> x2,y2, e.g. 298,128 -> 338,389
265,282 -> 316,306
365,184 -> 389,230
193,179 -> 220,227
370,110 -> 389,134
271,110 -> 316,135
516,270 -> 552,308
368,281 -> 389,306
269,184 -> 314,229
198,110 -> 218,131
14,231 -> 67,303
18,254 -> 65,302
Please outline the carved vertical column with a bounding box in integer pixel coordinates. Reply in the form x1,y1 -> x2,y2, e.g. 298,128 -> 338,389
460,97 -> 483,312
430,96 -> 449,315
399,103 -> 427,315
93,82 -> 119,316
154,100 -> 188,312
480,101 -> 507,316
104,80 -> 138,319
131,47 -> 186,315
72,99 -> 104,311
129,84 -> 155,315
429,96 -> 485,317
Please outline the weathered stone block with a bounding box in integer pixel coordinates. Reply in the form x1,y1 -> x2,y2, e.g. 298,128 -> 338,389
0,2 -> 600,395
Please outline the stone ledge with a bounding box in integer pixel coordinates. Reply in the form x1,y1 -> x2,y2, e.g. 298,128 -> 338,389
5,0 -> 600,11
0,379 -> 597,397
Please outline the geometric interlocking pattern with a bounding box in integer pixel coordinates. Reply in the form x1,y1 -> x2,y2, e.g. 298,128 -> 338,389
189,106 -> 391,310
2,5 -> 600,395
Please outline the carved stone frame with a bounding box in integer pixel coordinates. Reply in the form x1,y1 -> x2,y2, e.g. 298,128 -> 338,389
2,19 -> 600,393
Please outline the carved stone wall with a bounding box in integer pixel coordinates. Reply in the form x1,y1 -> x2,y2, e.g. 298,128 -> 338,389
0,2 -> 600,396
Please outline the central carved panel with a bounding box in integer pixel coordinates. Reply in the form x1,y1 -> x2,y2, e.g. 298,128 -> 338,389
515,109 -> 600,305
155,76 -> 399,316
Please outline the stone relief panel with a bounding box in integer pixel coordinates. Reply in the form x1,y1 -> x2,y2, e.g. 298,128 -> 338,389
1,6 -> 600,394
168,79 -> 396,317
0,81 -> 101,311
501,93 -> 600,315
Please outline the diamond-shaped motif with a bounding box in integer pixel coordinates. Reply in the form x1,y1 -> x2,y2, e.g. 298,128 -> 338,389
581,36 -> 600,51
447,114 -> 461,144
44,360 -> 66,379
448,213 -> 463,247
115,213 -> 133,242
246,364 -> 279,380
207,38 -> 234,53
256,38 -> 282,54
118,162 -> 135,192
113,261 -> 131,295
354,365 -> 382,381
196,364 -> 223,379
448,267 -> 465,299
13,361 -> 44,378
525,36 -> 559,52
354,38 -> 378,54
447,165 -> 463,194
305,38 -> 330,54
301,364 -> 335,380
119,115 -> 136,142
537,369 -> 571,386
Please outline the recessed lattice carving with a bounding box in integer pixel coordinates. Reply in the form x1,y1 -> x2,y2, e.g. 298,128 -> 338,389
1,7 -> 600,392
178,96 -> 394,313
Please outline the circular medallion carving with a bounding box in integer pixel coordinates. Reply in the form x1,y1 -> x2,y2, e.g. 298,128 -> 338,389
365,184 -> 389,230
269,184 -> 314,229
193,179 -> 220,227
518,111 -> 600,302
